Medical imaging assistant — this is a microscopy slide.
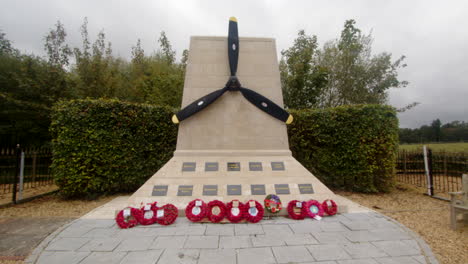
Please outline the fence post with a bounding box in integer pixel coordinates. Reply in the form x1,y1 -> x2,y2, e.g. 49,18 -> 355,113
12,144 -> 20,204
32,150 -> 37,187
423,145 -> 433,196
18,151 -> 25,200
428,148 -> 434,196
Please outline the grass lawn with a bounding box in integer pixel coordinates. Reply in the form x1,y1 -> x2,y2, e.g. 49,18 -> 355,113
399,142 -> 468,152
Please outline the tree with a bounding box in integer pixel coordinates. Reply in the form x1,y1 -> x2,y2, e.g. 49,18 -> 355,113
316,20 -> 408,107
280,30 -> 328,109
431,119 -> 442,142
158,31 -> 175,64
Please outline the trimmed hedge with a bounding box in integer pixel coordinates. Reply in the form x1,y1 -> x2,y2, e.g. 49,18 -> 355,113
51,100 -> 397,197
50,99 -> 177,198
288,105 -> 399,192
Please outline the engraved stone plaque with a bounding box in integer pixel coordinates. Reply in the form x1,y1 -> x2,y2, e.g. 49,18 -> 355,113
152,185 -> 168,196
271,162 -> 285,171
275,184 -> 290,194
249,162 -> 263,171
227,162 -> 241,171
205,162 -> 219,172
298,184 -> 314,194
203,185 -> 218,196
227,185 -> 241,195
177,185 -> 193,196
251,184 -> 266,195
182,162 -> 196,172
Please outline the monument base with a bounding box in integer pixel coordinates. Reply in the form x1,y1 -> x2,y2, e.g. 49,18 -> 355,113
126,152 -> 363,216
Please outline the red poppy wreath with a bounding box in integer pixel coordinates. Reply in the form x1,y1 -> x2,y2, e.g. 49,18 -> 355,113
226,199 -> 245,223
287,200 -> 307,220
155,204 -> 178,225
116,207 -> 142,229
304,200 -> 324,219
245,200 -> 264,223
207,200 -> 227,223
137,202 -> 158,225
185,199 -> 208,222
322,199 -> 338,216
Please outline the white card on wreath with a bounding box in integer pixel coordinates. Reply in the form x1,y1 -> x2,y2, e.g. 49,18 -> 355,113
233,200 -> 239,207
314,215 -> 322,221
157,209 -> 164,218
249,201 -> 256,207
123,208 -> 131,217
296,202 -> 302,208
144,204 -> 151,211
195,200 -> 202,207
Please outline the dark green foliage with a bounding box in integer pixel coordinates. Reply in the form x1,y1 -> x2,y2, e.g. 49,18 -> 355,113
50,99 -> 177,198
288,105 -> 399,192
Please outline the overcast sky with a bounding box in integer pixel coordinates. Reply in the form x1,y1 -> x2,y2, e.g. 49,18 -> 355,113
1,0 -> 467,128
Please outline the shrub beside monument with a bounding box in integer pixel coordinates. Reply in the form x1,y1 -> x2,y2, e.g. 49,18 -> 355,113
289,104 -> 399,193
50,99 -> 177,198
51,99 -> 397,198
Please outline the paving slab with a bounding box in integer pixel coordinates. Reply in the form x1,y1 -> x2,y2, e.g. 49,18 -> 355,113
25,205 -> 439,264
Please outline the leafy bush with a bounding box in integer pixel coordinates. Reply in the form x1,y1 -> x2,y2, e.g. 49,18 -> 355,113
50,99 -> 177,198
51,100 -> 397,197
288,105 -> 399,192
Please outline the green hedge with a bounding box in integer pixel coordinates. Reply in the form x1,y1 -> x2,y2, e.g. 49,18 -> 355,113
50,99 -> 177,198
51,100 -> 397,197
288,105 -> 399,193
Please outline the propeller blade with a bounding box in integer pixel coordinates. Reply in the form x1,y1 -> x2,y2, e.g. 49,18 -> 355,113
228,17 -> 239,76
239,87 -> 293,124
172,88 -> 228,123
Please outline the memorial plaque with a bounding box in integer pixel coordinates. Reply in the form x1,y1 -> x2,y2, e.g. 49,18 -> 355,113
249,162 -> 263,171
203,185 -> 218,196
205,162 -> 219,172
227,185 -> 241,195
298,184 -> 314,194
251,184 -> 266,195
275,184 -> 290,194
182,162 -> 196,172
227,162 -> 241,171
271,162 -> 285,171
152,185 -> 168,196
177,185 -> 193,196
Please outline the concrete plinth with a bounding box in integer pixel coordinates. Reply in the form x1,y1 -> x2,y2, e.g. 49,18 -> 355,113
125,36 -> 356,214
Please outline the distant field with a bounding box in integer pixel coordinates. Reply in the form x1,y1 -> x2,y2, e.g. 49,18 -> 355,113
399,142 -> 468,152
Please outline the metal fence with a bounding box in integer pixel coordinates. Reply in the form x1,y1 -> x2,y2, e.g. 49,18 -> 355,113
0,146 -> 54,202
396,148 -> 467,196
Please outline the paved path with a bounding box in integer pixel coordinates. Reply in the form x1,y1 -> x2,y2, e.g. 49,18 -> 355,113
26,212 -> 438,264
0,217 -> 71,261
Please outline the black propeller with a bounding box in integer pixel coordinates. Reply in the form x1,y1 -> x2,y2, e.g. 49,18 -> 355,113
172,17 -> 293,125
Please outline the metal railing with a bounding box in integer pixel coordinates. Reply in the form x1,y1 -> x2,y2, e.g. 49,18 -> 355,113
396,148 -> 467,197
0,145 -> 54,203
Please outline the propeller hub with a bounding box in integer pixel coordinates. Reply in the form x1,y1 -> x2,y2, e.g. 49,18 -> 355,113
226,76 -> 241,91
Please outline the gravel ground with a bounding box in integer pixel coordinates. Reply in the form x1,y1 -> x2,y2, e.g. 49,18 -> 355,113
336,183 -> 468,264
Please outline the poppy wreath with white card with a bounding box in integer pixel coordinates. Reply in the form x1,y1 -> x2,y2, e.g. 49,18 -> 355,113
137,202 -> 158,225
245,200 -> 264,223
226,199 -> 245,223
321,199 -> 338,216
206,200 -> 227,223
304,200 -> 324,219
116,207 -> 142,229
287,200 -> 307,220
185,199 -> 208,222
155,204 -> 178,225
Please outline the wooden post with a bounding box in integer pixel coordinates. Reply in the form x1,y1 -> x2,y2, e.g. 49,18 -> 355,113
423,146 -> 433,196
32,151 -> 37,187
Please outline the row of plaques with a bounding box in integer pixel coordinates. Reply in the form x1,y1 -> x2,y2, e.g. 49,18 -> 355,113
182,162 -> 285,172
152,183 -> 314,196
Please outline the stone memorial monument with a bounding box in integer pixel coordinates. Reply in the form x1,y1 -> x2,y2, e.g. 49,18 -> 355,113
127,18 -> 356,215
